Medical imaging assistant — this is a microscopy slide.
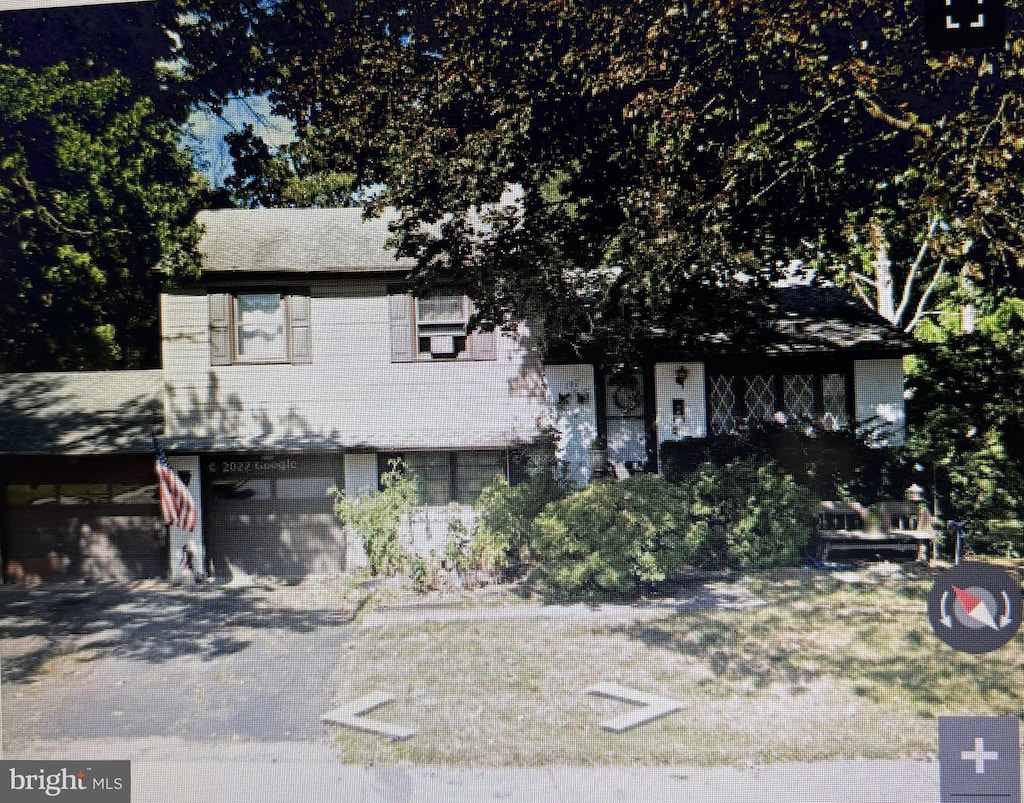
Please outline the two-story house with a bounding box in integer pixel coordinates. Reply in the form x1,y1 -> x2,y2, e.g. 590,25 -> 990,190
0,207 -> 914,584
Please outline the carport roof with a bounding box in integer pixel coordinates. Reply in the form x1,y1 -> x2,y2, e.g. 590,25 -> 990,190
0,370 -> 164,455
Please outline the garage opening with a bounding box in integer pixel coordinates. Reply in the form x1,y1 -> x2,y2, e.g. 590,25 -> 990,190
1,455 -> 164,584
201,453 -> 346,581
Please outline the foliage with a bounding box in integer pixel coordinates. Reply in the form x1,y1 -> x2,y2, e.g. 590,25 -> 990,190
904,299 -> 1024,546
470,469 -> 571,577
179,0 -> 1023,366
687,458 -> 817,572
530,475 -> 697,596
661,423 -> 891,501
0,57 -> 202,370
530,462 -> 815,596
224,124 -> 357,209
443,517 -> 473,575
329,459 -> 417,576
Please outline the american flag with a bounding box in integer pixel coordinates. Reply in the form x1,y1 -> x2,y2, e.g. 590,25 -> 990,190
154,437 -> 198,532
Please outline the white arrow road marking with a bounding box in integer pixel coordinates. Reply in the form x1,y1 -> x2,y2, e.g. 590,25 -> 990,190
321,692 -> 417,741
586,682 -> 685,733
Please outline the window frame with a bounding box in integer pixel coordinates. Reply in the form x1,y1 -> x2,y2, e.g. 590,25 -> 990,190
209,291 -> 312,367
232,292 -> 292,365
706,364 -> 855,436
377,450 -> 508,505
414,292 -> 471,359
387,287 -> 498,363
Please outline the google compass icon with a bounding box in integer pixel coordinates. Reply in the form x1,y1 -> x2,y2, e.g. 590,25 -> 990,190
928,562 -> 1022,654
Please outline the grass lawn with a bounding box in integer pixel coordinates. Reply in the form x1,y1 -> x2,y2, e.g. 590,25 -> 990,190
332,566 -> 1024,767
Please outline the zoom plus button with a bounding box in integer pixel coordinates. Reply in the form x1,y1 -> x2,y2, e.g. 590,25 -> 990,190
939,717 -> 1021,803
928,562 -> 1022,654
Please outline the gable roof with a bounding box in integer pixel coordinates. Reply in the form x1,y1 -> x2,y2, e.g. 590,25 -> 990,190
197,208 -> 417,274
0,371 -> 163,455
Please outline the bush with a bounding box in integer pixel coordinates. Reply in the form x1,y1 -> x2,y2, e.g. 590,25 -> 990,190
329,459 -> 417,576
661,422 -> 889,501
530,474 -> 700,596
688,458 -> 817,570
471,469 -> 571,578
529,459 -> 815,596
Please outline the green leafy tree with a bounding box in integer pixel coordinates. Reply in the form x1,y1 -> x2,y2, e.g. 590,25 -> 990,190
224,124 -> 357,209
180,0 -> 1024,365
904,297 -> 1024,543
0,59 -> 201,370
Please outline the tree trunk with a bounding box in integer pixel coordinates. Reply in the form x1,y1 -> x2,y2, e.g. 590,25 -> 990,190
872,224 -> 897,326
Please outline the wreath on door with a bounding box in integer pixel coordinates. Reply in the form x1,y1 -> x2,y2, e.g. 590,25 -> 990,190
612,384 -> 641,413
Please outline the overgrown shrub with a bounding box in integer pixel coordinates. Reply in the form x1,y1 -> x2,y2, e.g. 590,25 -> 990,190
443,518 -> 473,574
661,422 -> 889,501
529,459 -> 815,596
688,458 -> 817,570
471,469 -> 571,577
530,474 -> 700,596
329,459 -> 417,576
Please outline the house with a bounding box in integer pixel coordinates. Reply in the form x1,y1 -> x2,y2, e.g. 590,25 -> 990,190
0,208 -> 914,584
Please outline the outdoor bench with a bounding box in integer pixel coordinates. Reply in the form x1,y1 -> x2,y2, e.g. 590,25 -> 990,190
814,500 -> 936,563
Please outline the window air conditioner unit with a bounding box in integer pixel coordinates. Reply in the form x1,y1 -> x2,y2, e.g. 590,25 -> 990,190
429,334 -> 456,356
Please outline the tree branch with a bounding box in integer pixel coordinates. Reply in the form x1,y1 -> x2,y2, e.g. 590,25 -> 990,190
970,95 -> 1008,185
894,215 -> 941,325
855,89 -> 934,137
13,173 -> 94,237
904,257 -> 947,333
850,272 -> 876,308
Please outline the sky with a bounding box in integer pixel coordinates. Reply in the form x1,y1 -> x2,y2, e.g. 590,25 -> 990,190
183,94 -> 295,187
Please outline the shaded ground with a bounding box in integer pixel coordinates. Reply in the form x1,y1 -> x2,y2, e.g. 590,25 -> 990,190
1,580 -> 365,745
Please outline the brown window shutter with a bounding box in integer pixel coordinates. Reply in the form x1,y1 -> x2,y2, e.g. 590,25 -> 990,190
208,293 -> 232,366
462,297 -> 497,360
288,293 -> 313,364
464,329 -> 498,360
389,292 -> 417,362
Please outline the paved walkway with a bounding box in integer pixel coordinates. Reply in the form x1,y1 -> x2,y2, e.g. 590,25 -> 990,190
360,581 -> 768,626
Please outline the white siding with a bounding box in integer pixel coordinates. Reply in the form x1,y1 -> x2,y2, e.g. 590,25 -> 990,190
854,358 -> 906,446
166,454 -> 203,581
161,287 -> 547,450
543,364 -> 598,485
654,362 -> 706,445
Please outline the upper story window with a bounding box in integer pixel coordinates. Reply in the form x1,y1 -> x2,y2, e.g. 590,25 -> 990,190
209,292 -> 312,366
236,294 -> 288,363
388,288 -> 497,362
415,293 -> 469,358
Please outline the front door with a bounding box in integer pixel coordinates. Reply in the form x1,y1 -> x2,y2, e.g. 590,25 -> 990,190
605,376 -> 647,469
